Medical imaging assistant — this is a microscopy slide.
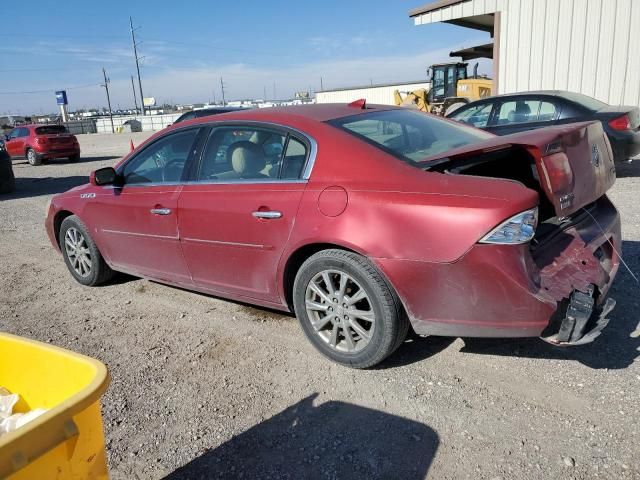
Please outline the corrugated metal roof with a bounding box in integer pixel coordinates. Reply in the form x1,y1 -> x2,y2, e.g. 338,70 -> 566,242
409,0 -> 468,18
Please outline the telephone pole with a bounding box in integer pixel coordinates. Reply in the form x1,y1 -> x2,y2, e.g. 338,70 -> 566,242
320,77 -> 324,91
220,77 -> 226,106
101,68 -> 115,134
131,75 -> 139,113
130,16 -> 146,115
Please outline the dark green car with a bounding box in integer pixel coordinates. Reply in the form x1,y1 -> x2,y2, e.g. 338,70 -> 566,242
0,142 -> 15,193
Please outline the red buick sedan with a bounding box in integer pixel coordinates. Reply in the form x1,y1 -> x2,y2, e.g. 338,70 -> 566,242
45,103 -> 620,368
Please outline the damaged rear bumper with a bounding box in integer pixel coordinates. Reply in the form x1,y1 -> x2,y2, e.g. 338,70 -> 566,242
540,288 -> 616,346
378,196 -> 621,340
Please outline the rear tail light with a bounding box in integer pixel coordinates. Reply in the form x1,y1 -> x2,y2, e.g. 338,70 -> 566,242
608,114 -> 631,131
540,151 -> 573,193
479,207 -> 539,244
35,137 -> 48,145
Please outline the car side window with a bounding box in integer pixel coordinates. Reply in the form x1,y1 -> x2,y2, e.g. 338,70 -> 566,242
537,101 -> 559,121
494,100 -> 558,125
281,137 -> 309,179
451,102 -> 494,128
122,129 -> 199,185
197,126 -> 289,181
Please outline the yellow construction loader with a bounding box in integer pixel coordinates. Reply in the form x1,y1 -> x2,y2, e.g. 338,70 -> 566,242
394,62 -> 492,115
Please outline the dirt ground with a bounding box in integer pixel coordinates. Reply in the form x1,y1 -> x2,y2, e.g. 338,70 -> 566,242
1,132 -> 638,480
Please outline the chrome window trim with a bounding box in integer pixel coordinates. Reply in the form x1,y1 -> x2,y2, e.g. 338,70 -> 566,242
115,120 -> 318,188
105,178 -> 308,189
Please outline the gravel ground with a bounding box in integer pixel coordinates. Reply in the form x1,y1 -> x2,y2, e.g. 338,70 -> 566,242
0,132 -> 638,480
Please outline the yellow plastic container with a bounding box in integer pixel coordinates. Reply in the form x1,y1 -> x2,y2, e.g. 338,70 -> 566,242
0,333 -> 110,479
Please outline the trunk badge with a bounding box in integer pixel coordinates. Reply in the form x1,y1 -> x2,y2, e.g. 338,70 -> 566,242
591,144 -> 601,167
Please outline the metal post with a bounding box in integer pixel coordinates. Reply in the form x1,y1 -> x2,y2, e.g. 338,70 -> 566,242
220,77 -> 226,106
130,17 -> 146,116
131,75 -> 139,114
102,68 -> 115,134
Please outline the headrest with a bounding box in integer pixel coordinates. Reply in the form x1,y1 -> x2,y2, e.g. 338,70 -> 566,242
229,141 -> 266,176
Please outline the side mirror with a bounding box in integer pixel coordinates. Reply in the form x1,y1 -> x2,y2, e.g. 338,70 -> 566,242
91,167 -> 118,186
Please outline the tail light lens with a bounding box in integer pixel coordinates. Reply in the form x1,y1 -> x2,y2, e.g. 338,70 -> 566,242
35,136 -> 48,145
479,207 -> 539,244
608,114 -> 631,131
540,152 -> 573,193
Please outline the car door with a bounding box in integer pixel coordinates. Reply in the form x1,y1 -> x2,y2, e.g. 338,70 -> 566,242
83,127 -> 203,284
486,97 -> 560,136
178,123 -> 311,303
5,128 -> 26,158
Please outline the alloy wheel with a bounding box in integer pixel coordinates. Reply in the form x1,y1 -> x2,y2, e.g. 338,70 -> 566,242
64,227 -> 92,277
304,269 -> 376,353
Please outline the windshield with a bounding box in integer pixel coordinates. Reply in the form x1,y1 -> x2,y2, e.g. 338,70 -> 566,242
328,109 -> 492,163
35,125 -> 68,135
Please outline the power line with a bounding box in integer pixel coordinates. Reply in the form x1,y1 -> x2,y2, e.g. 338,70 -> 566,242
131,75 -> 139,113
101,68 -> 115,133
130,16 -> 146,116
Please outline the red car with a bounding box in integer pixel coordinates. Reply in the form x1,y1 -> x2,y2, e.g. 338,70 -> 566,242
4,124 -> 80,166
45,103 -> 620,368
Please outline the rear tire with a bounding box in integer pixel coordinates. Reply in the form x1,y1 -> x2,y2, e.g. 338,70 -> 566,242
26,148 -> 41,166
293,249 -> 408,368
69,154 -> 80,163
59,215 -> 115,286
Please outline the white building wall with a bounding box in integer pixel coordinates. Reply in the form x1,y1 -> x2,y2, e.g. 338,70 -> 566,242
316,82 -> 431,106
95,113 -> 181,133
414,0 -> 640,107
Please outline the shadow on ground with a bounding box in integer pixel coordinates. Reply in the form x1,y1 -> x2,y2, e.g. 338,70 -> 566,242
1,175 -> 88,200
164,394 -> 438,480
614,158 -> 640,178
11,155 -> 119,167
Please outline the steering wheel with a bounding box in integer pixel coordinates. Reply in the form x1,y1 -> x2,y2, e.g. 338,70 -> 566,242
161,158 -> 184,183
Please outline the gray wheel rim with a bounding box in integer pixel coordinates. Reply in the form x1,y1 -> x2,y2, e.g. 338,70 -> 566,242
305,269 -> 375,353
64,227 -> 92,277
27,150 -> 36,165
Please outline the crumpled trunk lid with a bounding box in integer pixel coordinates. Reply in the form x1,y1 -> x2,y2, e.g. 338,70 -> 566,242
422,121 -> 616,217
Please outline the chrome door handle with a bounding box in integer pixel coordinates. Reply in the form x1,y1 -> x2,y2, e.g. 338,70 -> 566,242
150,208 -> 172,215
252,210 -> 282,219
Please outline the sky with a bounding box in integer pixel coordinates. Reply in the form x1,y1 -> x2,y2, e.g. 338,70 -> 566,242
0,0 -> 492,115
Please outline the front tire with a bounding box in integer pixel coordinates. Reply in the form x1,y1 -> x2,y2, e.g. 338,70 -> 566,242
26,148 -> 41,166
293,249 -> 408,368
59,215 -> 115,286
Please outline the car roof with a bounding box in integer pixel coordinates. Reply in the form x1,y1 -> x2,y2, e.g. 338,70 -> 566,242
184,103 -> 400,125
482,90 -> 579,101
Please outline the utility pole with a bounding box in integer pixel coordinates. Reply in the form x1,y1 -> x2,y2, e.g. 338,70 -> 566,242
220,77 -> 226,106
263,85 -> 267,101
131,75 -> 139,114
320,77 -> 324,91
273,82 -> 276,101
101,67 -> 115,134
130,16 -> 146,115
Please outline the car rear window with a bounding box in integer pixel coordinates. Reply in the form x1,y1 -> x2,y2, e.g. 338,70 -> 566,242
35,125 -> 68,135
328,109 -> 492,163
